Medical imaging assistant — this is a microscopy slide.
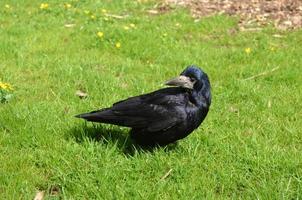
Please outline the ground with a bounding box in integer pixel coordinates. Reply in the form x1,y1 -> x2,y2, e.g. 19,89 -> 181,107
0,0 -> 302,199
165,0 -> 302,30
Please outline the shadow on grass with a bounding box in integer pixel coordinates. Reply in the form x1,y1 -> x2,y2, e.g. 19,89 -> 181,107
69,123 -> 179,156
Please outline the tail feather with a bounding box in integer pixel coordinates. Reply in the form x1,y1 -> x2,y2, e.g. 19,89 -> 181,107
75,107 -> 147,128
75,113 -> 96,120
75,108 -> 109,121
75,108 -> 126,126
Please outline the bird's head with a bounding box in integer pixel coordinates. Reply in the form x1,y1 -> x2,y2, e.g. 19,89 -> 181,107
165,65 -> 210,91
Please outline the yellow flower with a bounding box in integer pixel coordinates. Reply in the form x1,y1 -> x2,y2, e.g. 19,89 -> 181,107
115,42 -> 121,48
175,23 -> 181,27
0,82 -> 5,89
0,82 -> 13,91
101,9 -> 107,13
64,3 -> 72,9
129,23 -> 136,28
270,47 -> 276,51
245,47 -> 251,54
40,3 -> 49,10
90,15 -> 96,20
5,4 -> 10,9
123,26 -> 130,30
163,33 -> 168,37
97,31 -> 104,38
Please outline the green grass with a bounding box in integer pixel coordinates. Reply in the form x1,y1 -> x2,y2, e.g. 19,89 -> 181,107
1,0 -> 302,199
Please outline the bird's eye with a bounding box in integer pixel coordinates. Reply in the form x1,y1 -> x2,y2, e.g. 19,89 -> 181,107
190,77 -> 196,82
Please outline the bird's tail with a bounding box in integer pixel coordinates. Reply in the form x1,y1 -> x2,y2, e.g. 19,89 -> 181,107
75,108 -> 110,122
75,108 -> 127,126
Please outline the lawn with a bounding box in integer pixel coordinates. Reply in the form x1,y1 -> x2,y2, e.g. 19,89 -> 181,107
1,0 -> 302,199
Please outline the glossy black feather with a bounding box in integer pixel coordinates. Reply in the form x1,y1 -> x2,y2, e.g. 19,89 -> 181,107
76,66 -> 211,146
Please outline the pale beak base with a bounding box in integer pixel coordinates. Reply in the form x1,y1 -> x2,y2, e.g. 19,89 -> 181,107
165,75 -> 194,89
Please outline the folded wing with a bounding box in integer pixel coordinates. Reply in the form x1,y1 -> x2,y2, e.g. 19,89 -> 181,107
76,88 -> 188,132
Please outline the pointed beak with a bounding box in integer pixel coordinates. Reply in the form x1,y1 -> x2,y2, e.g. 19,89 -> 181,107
165,75 -> 194,89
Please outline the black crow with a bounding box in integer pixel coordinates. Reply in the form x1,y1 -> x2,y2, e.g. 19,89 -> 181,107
76,65 -> 211,146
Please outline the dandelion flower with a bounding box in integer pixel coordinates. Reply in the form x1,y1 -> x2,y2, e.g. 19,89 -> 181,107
90,15 -> 96,20
115,42 -> 121,48
123,26 -> 130,30
130,23 -> 136,28
163,33 -> 168,37
0,82 -> 13,91
270,47 -> 275,51
5,4 -> 10,9
0,82 -> 6,90
64,3 -> 72,9
175,23 -> 181,27
40,3 -> 49,10
245,47 -> 251,54
97,31 -> 104,38
101,9 -> 107,13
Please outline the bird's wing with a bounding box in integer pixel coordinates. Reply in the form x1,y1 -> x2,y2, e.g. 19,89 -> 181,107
79,88 -> 188,132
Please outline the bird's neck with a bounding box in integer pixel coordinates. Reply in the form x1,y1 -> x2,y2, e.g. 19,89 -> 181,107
190,87 -> 211,108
